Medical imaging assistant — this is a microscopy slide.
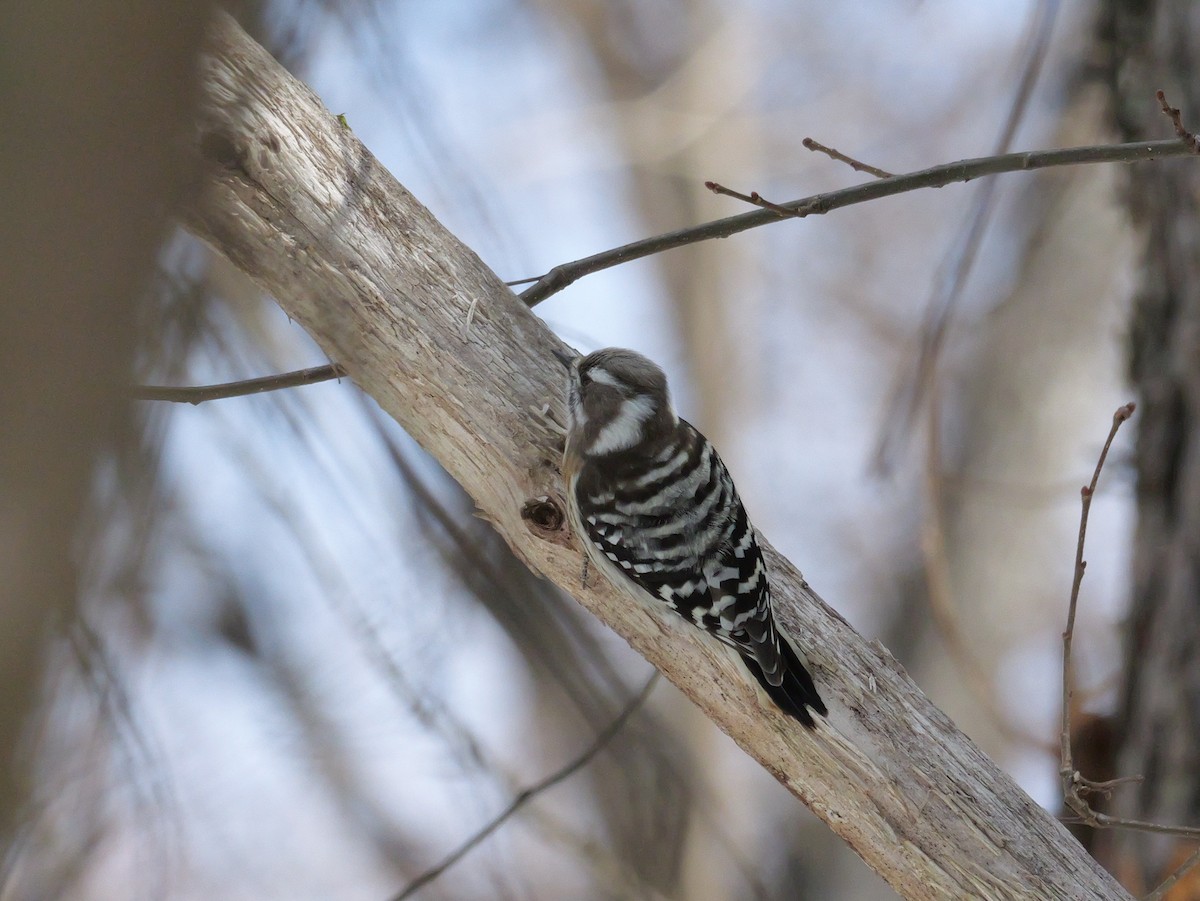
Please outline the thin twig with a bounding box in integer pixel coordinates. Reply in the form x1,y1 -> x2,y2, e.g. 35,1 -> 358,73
1060,403 -> 1135,791
131,363 -> 346,405
801,137 -> 894,178
1058,809 -> 1200,839
1156,90 -> 1200,153
1144,843 -> 1200,901
704,181 -> 805,218
1051,404 -> 1200,841
388,672 -> 660,901
518,138 -> 1195,307
1080,812 -> 1200,840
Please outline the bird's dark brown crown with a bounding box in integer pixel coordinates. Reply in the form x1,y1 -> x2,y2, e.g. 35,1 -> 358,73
567,348 -> 678,461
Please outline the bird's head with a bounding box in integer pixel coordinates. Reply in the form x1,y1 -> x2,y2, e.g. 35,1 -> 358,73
556,347 -> 677,459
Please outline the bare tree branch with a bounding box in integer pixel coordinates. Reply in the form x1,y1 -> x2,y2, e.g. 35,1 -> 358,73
179,14 -> 1137,898
389,672 -> 660,901
518,138 -> 1197,307
132,363 -> 345,404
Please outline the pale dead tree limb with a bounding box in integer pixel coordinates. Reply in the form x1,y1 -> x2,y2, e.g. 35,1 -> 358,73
182,13 -> 1133,899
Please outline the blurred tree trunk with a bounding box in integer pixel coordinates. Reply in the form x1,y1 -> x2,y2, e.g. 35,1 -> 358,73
0,0 -> 210,858
1101,0 -> 1200,892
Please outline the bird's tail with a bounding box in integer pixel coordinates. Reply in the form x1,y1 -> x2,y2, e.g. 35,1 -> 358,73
741,635 -> 827,728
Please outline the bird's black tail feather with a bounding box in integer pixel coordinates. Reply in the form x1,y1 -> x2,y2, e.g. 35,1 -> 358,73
742,638 -> 827,728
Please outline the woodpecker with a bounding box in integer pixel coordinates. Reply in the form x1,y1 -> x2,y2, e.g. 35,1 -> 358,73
558,347 -> 826,727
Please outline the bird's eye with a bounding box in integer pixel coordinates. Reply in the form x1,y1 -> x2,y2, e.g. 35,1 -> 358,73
579,371 -> 592,387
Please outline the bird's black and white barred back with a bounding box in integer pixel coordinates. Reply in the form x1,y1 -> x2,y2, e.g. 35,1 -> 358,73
559,347 -> 827,727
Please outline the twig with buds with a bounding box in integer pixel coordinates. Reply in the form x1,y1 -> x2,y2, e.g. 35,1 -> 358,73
1057,404 -> 1200,901
1156,90 -> 1200,154
801,137 -> 894,178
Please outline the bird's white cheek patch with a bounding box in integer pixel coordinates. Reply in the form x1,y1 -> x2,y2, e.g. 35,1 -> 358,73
590,395 -> 655,455
586,367 -> 621,388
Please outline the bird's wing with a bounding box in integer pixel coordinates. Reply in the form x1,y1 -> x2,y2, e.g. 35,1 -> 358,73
576,453 -> 786,684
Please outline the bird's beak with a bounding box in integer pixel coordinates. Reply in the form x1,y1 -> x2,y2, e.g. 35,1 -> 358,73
551,348 -> 575,370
